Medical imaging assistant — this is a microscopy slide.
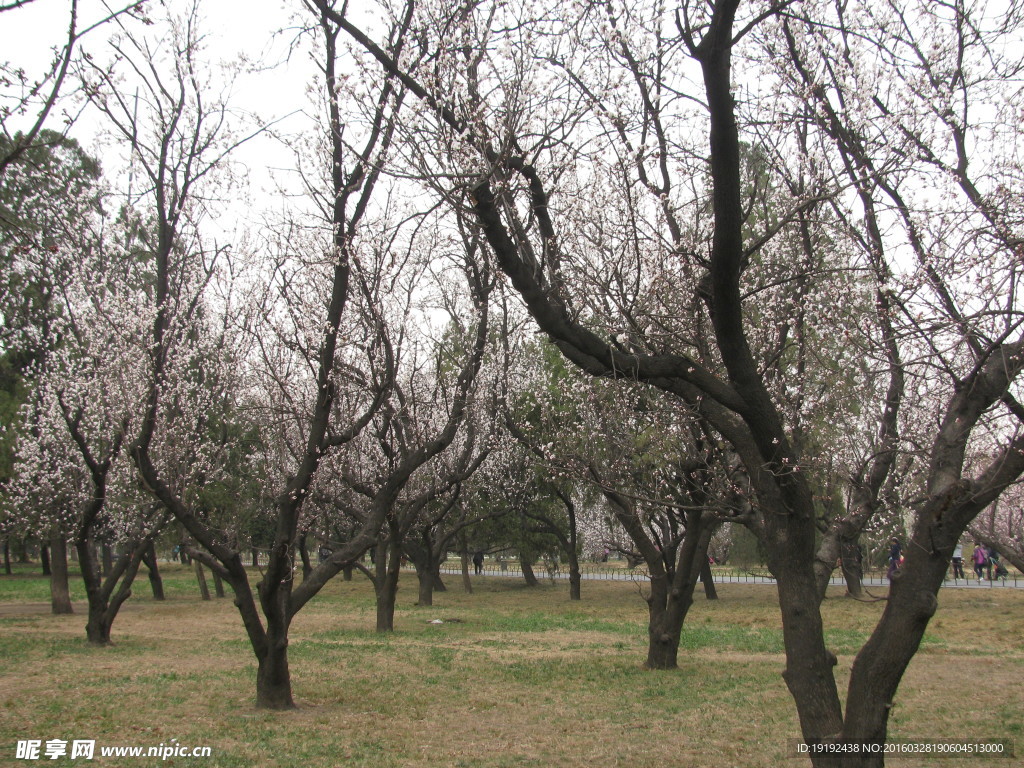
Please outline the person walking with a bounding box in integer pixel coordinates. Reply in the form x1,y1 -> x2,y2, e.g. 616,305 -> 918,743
951,543 -> 965,581
887,537 -> 902,581
972,543 -> 988,581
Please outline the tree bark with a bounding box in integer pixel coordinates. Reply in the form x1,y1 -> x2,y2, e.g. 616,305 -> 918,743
700,557 -> 718,601
416,568 -> 435,607
840,538 -> 864,599
374,540 -> 401,632
142,542 -> 165,601
49,536 -> 73,614
255,632 -> 295,710
460,540 -> 473,594
297,533 -> 313,580
101,542 -> 113,577
212,569 -> 225,598
194,559 -> 211,601
520,555 -> 539,587
40,543 -> 51,575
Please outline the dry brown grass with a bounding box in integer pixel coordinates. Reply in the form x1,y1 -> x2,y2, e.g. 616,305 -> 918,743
0,567 -> 1020,767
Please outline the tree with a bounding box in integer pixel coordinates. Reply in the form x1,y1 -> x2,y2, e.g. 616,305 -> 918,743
0,1 -> 147,176
326,0 -> 1024,762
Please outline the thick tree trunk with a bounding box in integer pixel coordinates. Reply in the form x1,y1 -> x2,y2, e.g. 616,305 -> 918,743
343,564 -> 353,581
77,537 -> 147,646
142,542 -> 165,601
520,555 -> 539,586
255,634 -> 295,710
374,541 -> 400,632
645,572 -> 687,669
78,538 -> 111,645
840,538 -> 864,599
49,536 -> 73,614
765,517 -> 844,759
835,521 -> 962,767
40,543 -> 51,575
417,568 -> 434,606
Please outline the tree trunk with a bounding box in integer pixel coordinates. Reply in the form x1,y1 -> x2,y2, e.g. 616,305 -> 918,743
40,543 -> 51,575
645,571 -> 686,669
297,534 -> 313,580
764,518 -> 844,757
520,555 -> 539,586
840,538 -> 864,599
85,605 -> 113,645
343,564 -> 353,581
460,545 -> 473,594
374,540 -> 400,632
417,568 -> 435,607
212,570 -> 225,598
142,542 -> 165,601
78,538 -> 111,645
566,494 -> 581,601
700,558 -> 718,600
77,537 -> 147,646
194,559 -> 211,601
49,536 -> 73,615
3,539 -> 11,574
835,520 -> 964,767
255,633 -> 295,710
101,542 -> 113,577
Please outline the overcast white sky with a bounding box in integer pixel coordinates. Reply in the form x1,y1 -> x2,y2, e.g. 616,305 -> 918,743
1,0 -> 319,207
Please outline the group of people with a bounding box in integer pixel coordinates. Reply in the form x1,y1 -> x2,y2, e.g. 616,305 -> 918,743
888,538 -> 1010,582
952,542 -> 1009,582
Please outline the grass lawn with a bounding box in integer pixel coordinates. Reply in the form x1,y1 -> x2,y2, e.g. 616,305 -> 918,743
0,563 -> 1021,767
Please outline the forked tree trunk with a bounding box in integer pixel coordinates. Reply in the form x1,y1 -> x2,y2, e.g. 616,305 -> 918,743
49,536 -> 73,614
77,537 -> 147,646
374,540 -> 401,632
644,514 -> 709,669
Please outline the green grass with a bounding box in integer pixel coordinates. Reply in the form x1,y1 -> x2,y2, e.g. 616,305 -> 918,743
0,562 -> 1021,767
